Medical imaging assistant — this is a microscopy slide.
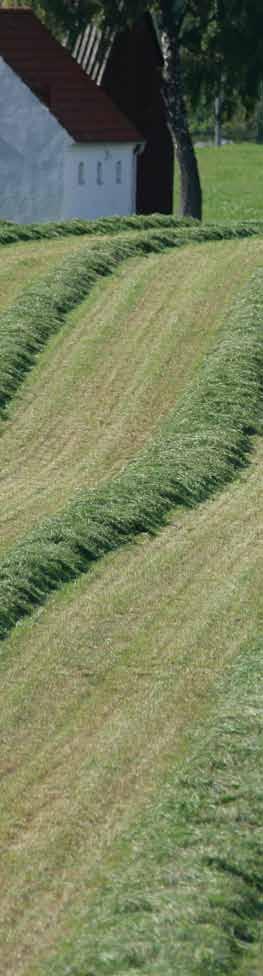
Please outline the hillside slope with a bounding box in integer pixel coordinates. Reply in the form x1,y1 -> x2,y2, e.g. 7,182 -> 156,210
1,235 -> 263,554
0,438 -> 262,976
0,218 -> 262,976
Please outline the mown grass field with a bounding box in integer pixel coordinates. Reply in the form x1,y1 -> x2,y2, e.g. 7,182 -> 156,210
175,142 -> 263,222
0,206 -> 262,975
0,233 -> 110,313
1,233 -> 263,555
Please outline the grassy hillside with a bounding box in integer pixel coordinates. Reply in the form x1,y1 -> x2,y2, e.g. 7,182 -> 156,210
0,233 -> 110,314
0,439 -> 262,976
0,213 -> 262,975
1,233 -> 263,555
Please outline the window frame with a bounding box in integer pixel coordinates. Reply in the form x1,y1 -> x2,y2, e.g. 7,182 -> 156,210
116,160 -> 122,184
96,161 -> 104,186
78,161 -> 85,186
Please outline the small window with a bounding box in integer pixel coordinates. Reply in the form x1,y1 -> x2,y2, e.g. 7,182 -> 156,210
97,161 -> 103,186
116,160 -> 122,184
78,161 -> 85,186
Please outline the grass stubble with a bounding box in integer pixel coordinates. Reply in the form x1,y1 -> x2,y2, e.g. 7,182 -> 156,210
39,641 -> 263,976
1,234 -> 262,554
0,212 -> 263,974
0,256 -> 262,641
2,215 -> 263,414
0,439 -> 262,975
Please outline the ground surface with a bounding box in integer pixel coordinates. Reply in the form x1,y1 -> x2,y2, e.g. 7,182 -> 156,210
175,142 -> 263,221
0,199 -> 262,975
1,234 -> 262,553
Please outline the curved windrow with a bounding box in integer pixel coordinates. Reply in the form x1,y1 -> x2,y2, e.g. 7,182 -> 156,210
0,247 -> 262,639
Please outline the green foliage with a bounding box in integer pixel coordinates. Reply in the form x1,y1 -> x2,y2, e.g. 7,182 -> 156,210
0,230 -> 263,640
181,0 -> 263,117
188,95 -> 255,143
0,0 -> 102,46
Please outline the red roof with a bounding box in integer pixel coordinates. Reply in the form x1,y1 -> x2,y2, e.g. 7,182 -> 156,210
0,9 -> 141,143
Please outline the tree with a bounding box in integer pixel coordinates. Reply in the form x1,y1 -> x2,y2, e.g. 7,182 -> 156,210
157,1 -> 202,219
181,1 -> 263,148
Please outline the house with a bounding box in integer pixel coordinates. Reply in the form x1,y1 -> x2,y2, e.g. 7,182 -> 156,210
74,13 -> 174,215
0,9 -> 143,223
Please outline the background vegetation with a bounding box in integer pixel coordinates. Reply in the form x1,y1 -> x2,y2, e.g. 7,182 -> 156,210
175,143 -> 263,222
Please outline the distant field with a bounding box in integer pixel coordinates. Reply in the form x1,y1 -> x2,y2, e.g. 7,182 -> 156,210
175,142 -> 263,222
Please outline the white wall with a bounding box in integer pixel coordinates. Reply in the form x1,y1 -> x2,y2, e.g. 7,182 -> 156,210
0,56 -> 137,223
62,143 -> 137,220
0,56 -> 71,223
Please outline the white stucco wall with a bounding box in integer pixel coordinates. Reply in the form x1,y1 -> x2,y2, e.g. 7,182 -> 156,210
62,143 -> 137,220
0,56 -> 71,223
0,55 -> 138,223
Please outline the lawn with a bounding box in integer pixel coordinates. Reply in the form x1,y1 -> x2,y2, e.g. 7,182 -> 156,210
175,142 -> 263,222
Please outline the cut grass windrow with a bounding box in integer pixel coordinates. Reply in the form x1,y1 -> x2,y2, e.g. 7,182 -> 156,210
2,219 -> 263,415
42,639 -> 263,976
1,212 -> 263,246
1,212 -> 263,247
0,268 -> 262,641
0,225 -> 193,413
0,213 -> 187,246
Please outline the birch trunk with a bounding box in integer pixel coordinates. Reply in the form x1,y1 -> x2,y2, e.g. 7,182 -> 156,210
160,3 -> 202,221
214,94 -> 222,146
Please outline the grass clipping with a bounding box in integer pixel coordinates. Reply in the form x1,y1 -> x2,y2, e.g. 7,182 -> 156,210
0,269 -> 262,640
1,211 -> 263,246
42,640 -> 263,976
1,217 -> 263,414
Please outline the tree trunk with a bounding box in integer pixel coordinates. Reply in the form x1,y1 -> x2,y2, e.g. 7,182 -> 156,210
214,94 -> 222,146
174,107 -> 203,219
159,3 -> 202,221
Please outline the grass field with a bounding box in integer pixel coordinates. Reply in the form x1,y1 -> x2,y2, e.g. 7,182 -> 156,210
1,233 -> 263,555
0,233 -> 110,314
0,201 -> 263,974
0,438 -> 262,976
175,142 -> 263,222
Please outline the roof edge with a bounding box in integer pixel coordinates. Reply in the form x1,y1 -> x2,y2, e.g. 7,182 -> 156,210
0,8 -> 143,144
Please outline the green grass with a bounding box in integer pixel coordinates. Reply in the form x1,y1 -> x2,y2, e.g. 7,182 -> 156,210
0,256 -> 262,640
0,233 -> 117,315
3,218 -> 263,415
0,213 -> 186,246
2,234 -> 263,554
40,639 -> 263,976
174,143 -> 263,222
1,212 -> 263,975
0,432 -> 262,976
